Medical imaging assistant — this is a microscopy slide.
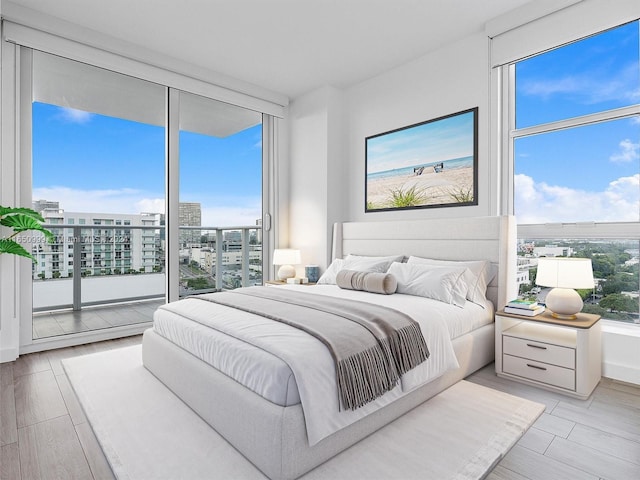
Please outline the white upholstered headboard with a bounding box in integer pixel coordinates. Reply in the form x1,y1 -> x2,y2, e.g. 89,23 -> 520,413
331,215 -> 516,309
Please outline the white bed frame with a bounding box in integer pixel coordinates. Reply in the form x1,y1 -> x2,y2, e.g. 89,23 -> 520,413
142,215 -> 516,480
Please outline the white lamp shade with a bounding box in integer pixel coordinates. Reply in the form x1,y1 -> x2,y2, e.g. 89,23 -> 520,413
272,249 -> 301,266
536,258 -> 594,289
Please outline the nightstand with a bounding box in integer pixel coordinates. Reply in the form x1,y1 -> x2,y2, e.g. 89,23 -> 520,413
495,309 -> 601,399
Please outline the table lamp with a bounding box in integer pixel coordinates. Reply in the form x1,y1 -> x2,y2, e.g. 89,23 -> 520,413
273,249 -> 301,280
536,257 -> 594,319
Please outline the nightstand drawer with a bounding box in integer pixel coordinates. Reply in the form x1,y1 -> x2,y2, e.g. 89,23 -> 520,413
503,335 -> 575,369
503,354 -> 575,391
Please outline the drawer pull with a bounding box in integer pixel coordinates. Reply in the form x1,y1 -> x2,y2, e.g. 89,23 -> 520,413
526,363 -> 547,371
526,343 -> 547,350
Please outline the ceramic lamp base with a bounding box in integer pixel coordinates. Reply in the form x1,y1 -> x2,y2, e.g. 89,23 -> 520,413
277,264 -> 296,280
545,287 -> 583,320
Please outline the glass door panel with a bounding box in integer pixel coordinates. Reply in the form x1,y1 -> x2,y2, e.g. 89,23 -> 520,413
178,91 -> 263,296
30,51 -> 166,340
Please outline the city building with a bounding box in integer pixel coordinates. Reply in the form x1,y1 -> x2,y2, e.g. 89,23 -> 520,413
31,203 -> 162,279
516,256 -> 532,291
32,199 -> 61,212
179,202 -> 201,247
533,244 -> 574,258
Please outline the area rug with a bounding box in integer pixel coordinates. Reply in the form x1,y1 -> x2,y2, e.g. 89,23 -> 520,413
63,345 -> 544,480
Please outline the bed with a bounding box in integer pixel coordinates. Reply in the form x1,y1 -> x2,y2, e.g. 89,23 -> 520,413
142,215 -> 516,480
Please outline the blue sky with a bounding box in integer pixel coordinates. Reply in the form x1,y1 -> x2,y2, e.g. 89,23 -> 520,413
367,110 -> 474,174
514,20 -> 639,224
32,102 -> 263,227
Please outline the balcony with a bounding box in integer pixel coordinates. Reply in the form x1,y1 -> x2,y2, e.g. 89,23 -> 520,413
32,224 -> 263,339
33,298 -> 163,340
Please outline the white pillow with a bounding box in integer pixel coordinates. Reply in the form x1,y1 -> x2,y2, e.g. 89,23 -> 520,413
316,254 -> 404,285
387,262 -> 469,307
317,258 -> 344,284
406,256 -> 495,306
343,254 -> 404,272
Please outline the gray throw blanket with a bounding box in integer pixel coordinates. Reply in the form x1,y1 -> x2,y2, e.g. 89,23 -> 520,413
193,286 -> 429,410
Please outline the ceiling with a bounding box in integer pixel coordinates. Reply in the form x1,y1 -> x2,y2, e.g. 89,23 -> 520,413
9,0 -> 533,99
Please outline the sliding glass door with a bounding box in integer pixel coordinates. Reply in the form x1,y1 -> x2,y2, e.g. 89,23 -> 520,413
23,49 -> 269,345
178,91 -> 263,296
29,50 -> 166,340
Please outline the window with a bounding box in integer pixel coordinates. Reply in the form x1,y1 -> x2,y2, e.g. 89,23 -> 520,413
178,91 -> 263,296
508,21 -> 640,323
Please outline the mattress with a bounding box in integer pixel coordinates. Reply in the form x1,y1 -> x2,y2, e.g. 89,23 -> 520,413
152,284 -> 493,407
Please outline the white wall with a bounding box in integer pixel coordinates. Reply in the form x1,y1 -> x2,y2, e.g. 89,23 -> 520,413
287,33 -> 495,272
0,38 -> 21,362
601,321 -> 640,385
345,32 -> 495,222
288,86 -> 346,273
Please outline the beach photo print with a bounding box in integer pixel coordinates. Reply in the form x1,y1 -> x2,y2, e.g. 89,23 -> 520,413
365,107 -> 478,212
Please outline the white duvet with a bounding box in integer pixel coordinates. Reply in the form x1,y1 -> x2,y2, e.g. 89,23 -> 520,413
153,285 -> 493,445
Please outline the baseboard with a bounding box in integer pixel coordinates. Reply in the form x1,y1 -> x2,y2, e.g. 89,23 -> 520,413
601,321 -> 640,386
19,322 -> 150,355
603,361 -> 640,386
0,346 -> 19,363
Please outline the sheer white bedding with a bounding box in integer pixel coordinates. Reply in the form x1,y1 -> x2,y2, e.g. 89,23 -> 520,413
152,284 -> 494,445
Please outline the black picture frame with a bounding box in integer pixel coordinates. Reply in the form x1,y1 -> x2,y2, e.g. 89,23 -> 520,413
365,107 -> 478,212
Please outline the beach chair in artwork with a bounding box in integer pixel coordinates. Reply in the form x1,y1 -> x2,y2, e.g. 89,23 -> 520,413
433,162 -> 444,173
413,166 -> 425,176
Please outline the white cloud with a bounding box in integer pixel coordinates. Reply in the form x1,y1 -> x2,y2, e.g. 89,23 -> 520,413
32,186 -> 260,227
56,107 -> 94,124
610,139 -> 640,163
201,204 -> 262,228
514,173 -> 639,223
521,76 -> 584,100
136,198 -> 165,214
520,64 -> 639,105
33,186 -> 154,215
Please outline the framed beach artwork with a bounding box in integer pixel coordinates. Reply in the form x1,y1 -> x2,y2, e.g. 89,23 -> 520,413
365,107 -> 478,212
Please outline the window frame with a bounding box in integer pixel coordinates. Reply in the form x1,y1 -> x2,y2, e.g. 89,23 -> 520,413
499,22 -> 640,324
501,39 -> 640,240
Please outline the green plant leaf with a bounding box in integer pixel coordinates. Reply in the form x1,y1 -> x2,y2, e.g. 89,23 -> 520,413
386,184 -> 429,208
1,214 -> 55,242
448,185 -> 474,203
0,206 -> 44,222
0,239 -> 36,261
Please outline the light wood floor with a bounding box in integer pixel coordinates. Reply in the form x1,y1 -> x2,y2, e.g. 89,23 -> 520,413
468,366 -> 640,480
0,336 -> 140,480
32,299 -> 163,340
1,337 -> 639,479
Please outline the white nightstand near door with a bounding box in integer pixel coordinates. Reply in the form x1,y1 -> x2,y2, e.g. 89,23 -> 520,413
495,310 -> 601,399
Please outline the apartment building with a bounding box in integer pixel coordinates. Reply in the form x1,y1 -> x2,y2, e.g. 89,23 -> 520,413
32,203 -> 162,279
178,202 -> 201,247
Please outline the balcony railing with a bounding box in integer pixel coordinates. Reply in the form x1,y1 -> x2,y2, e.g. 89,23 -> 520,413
31,224 -> 262,313
178,225 -> 263,297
